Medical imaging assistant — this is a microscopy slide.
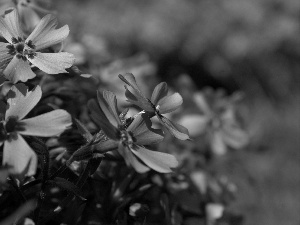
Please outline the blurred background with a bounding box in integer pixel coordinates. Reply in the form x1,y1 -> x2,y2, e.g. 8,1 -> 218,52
54,0 -> 299,224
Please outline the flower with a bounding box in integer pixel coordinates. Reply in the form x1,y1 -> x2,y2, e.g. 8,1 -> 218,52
191,89 -> 248,155
0,85 -> 72,176
0,8 -> 75,84
118,73 -> 190,140
0,0 -> 53,31
88,89 -> 178,173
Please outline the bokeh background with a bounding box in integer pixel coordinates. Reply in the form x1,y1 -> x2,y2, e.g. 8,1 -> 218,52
54,0 -> 299,224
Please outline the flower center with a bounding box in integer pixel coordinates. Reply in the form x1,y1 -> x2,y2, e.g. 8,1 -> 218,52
6,37 -> 36,61
120,130 -> 134,147
18,0 -> 31,7
15,43 -> 24,53
1,116 -> 25,142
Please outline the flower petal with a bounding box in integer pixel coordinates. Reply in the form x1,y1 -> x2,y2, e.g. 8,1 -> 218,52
177,115 -> 209,136
99,90 -> 121,126
127,114 -> 163,145
87,99 -> 119,140
0,42 -> 13,64
158,115 -> 190,140
19,109 -> 72,137
25,14 -> 68,50
151,82 -> 168,105
125,87 -> 154,112
210,131 -> 226,155
157,93 -> 183,114
222,125 -> 248,149
131,145 -> 178,173
6,85 -> 42,120
3,56 -> 36,83
0,8 -> 22,43
28,52 -> 75,74
3,134 -> 37,176
118,144 -> 150,173
119,73 -> 154,112
29,25 -> 69,51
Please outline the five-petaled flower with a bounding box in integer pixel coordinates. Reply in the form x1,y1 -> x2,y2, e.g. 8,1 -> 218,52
0,85 -> 72,176
193,89 -> 248,155
88,90 -> 178,173
119,73 -> 190,140
0,8 -> 74,84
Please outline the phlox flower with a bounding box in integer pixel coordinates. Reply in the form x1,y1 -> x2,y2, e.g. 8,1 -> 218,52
193,89 -> 248,155
0,8 -> 74,84
0,0 -> 53,31
0,85 -> 72,176
88,90 -> 178,173
119,73 -> 190,140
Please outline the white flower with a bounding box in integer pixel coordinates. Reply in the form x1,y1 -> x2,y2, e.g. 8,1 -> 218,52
0,85 -> 72,176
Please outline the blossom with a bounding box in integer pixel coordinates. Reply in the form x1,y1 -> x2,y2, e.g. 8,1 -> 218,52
0,0 -> 53,31
0,8 -> 75,84
0,85 -> 72,176
88,90 -> 178,173
119,73 -> 190,140
184,89 -> 248,155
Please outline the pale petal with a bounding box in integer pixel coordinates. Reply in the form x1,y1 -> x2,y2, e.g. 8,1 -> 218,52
0,42 -> 13,63
158,115 -> 190,140
87,99 -> 119,140
3,134 -> 37,176
28,52 -> 75,74
193,92 -> 211,115
210,131 -> 227,155
100,90 -> 121,126
131,145 -> 178,173
25,14 -> 58,46
222,125 -> 248,149
127,114 -> 163,145
118,144 -> 150,173
6,85 -> 42,120
19,109 -> 72,137
157,93 -> 183,114
0,8 -> 22,43
34,25 -> 69,51
3,56 -> 36,83
177,115 -> 209,136
151,82 -> 168,105
119,73 -> 154,112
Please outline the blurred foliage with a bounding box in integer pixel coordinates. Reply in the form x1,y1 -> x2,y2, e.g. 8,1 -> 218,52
57,0 -> 300,102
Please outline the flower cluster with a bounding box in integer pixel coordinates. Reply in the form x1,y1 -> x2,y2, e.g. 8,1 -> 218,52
0,8 -> 184,178
0,2 -> 247,225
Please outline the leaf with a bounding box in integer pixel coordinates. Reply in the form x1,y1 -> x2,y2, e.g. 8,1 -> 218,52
0,200 -> 36,225
72,144 -> 93,161
160,194 -> 171,225
53,177 -> 86,201
0,166 -> 10,183
74,118 -> 93,142
28,137 -> 49,181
